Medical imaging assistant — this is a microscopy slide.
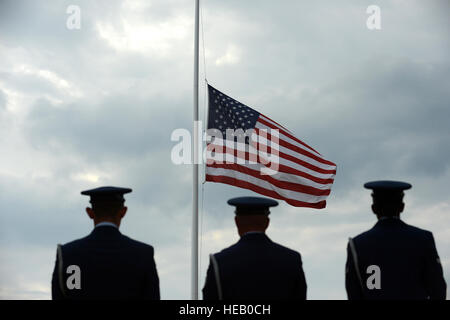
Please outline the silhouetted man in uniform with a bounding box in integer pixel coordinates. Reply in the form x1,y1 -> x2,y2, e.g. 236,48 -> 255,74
51,186 -> 160,299
346,181 -> 446,300
202,197 -> 307,300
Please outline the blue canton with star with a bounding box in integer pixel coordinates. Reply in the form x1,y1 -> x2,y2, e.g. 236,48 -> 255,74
207,85 -> 260,143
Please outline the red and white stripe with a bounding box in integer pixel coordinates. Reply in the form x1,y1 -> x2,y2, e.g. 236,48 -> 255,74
206,114 -> 337,208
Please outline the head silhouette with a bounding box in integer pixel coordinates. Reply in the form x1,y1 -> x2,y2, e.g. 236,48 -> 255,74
235,213 -> 270,237
227,196 -> 278,237
86,202 -> 127,227
364,181 -> 411,220
81,186 -> 132,228
371,191 -> 405,219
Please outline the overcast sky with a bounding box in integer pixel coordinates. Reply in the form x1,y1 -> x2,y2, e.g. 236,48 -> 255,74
0,0 -> 449,299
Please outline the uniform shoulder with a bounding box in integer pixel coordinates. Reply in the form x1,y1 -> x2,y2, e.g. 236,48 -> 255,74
61,233 -> 154,254
352,228 -> 372,242
121,234 -> 155,252
401,222 -> 434,239
60,235 -> 90,250
270,240 -> 302,258
402,222 -> 432,234
215,237 -> 301,260
214,241 -> 239,257
352,220 -> 433,242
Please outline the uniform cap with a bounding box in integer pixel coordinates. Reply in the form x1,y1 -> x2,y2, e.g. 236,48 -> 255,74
81,186 -> 132,204
227,196 -> 278,215
364,180 -> 411,205
364,180 -> 412,191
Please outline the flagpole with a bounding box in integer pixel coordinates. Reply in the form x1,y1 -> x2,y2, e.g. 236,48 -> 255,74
192,0 -> 200,300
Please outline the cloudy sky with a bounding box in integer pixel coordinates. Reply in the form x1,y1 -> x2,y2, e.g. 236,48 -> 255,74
0,0 -> 449,299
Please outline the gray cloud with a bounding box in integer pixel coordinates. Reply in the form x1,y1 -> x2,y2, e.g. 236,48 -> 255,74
25,96 -> 186,159
0,90 -> 6,121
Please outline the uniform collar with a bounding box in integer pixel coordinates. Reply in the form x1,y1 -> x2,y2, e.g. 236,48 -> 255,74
240,232 -> 270,242
95,221 -> 118,228
242,231 -> 265,236
378,216 -> 400,221
375,217 -> 406,227
90,223 -> 121,238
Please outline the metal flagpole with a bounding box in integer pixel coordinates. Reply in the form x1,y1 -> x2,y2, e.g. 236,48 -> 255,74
192,0 -> 200,300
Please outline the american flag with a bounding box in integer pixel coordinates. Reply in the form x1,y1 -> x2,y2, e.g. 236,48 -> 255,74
205,84 -> 337,209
